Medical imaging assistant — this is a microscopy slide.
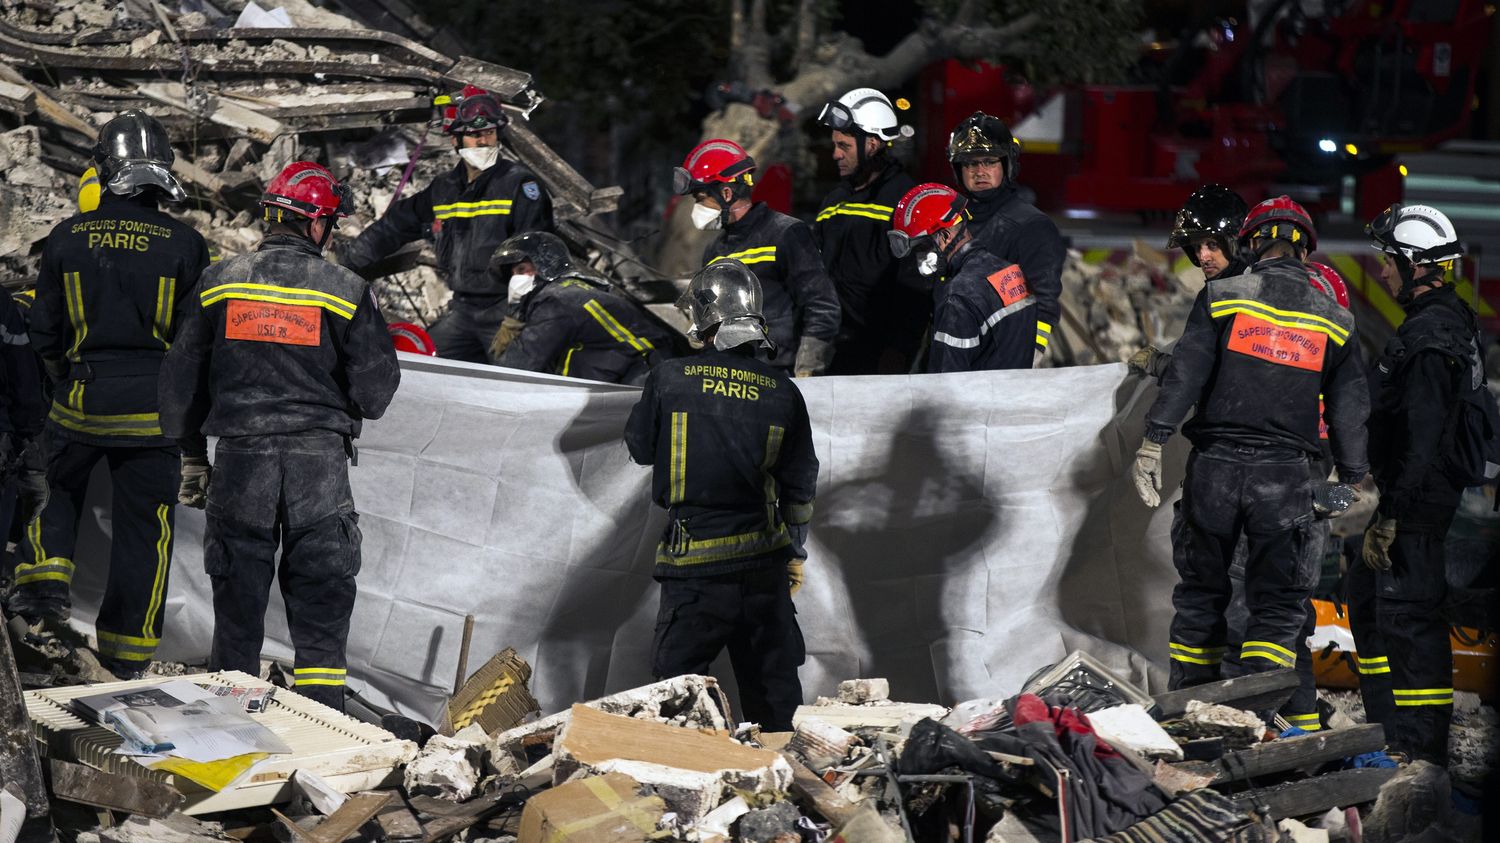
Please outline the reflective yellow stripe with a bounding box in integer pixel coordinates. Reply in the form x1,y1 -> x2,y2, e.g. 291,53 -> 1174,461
783,500 -> 814,524
68,380 -> 84,411
1169,653 -> 1220,665
294,667 -> 347,687
668,412 -> 687,504
1240,640 -> 1296,667
1210,299 -> 1350,345
432,200 -> 513,211
654,527 -> 791,567
762,425 -> 784,530
1169,642 -> 1227,654
28,517 -> 44,565
712,246 -> 777,266
96,629 -> 160,662
64,272 -> 87,360
1286,713 -> 1320,724
1037,321 -> 1053,335
142,504 -> 170,639
13,557 -> 74,586
201,283 -> 356,319
1243,640 -> 1295,658
432,199 -> 513,220
153,276 -> 176,348
559,344 -> 580,377
584,299 -> 654,354
1169,642 -> 1226,666
294,667 -> 347,675
48,404 -> 162,437
1356,655 -> 1391,675
815,202 -> 895,222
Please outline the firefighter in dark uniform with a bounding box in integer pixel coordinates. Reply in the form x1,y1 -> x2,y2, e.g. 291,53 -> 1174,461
1350,203 -> 1476,764
1132,197 -> 1369,694
0,289 -> 49,579
342,88 -> 553,363
160,162 -> 400,710
674,139 -> 841,377
812,88 -> 921,374
885,183 -> 1036,373
12,112 -> 209,678
488,231 -> 672,384
947,113 -> 1065,366
624,260 -> 818,731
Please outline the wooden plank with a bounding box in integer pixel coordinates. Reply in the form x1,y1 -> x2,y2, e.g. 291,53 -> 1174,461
1152,669 -> 1299,720
274,791 -> 392,843
1229,766 -> 1395,819
137,82 -> 287,145
49,759 -> 184,818
441,56 -> 532,99
376,801 -> 425,840
0,78 -> 35,116
781,751 -> 860,827
417,790 -> 513,843
1172,723 -> 1386,784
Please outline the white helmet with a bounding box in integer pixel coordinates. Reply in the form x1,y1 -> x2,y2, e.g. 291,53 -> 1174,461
1367,203 -> 1463,265
817,88 -> 912,142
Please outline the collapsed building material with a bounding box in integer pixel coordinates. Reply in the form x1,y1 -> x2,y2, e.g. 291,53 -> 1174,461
1360,761 -> 1450,843
784,719 -> 859,767
23,671 -> 417,815
736,801 -> 801,843
792,701 -> 949,732
553,705 -> 792,822
1170,723 -> 1386,785
517,772 -> 667,843
48,759 -> 184,818
1228,767 -> 1396,820
445,647 -> 540,737
402,725 -> 487,801
72,812 -> 239,843
835,678 -> 890,705
1151,669 -> 1299,720
273,791 -> 393,843
0,612 -> 51,840
1175,700 -> 1266,749
1085,704 -> 1182,761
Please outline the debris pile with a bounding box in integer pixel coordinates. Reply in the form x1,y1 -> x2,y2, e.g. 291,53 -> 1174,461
1048,242 -> 1200,369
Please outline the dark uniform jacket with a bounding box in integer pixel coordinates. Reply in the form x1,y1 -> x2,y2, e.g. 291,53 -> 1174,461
703,203 -> 841,371
624,349 -> 818,578
159,235 -> 401,457
1369,284 -> 1479,526
966,185 -> 1066,356
500,275 -> 672,384
1,292 -> 46,441
30,193 -> 210,447
342,160 -> 553,298
927,244 -> 1038,373
1146,256 -> 1370,481
814,160 -> 917,332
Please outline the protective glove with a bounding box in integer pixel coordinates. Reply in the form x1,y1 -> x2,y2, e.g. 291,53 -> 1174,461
17,470 -> 49,524
787,559 -> 805,596
786,522 -> 809,559
1362,518 -> 1398,572
1032,348 -> 1046,369
1132,440 -> 1164,508
178,455 -> 211,509
1127,345 -> 1166,378
1312,482 -> 1362,518
793,337 -> 834,378
488,316 -> 526,362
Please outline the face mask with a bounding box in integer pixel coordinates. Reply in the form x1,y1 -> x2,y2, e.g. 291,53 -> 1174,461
507,273 -> 536,303
690,203 -> 723,231
916,250 -> 943,277
459,145 -> 500,171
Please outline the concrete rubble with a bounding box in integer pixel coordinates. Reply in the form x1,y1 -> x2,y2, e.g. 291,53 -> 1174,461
402,722 -> 488,801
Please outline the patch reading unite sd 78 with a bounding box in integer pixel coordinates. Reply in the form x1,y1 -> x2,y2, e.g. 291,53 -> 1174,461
224,299 -> 322,346
1226,312 -> 1325,371
986,264 -> 1030,306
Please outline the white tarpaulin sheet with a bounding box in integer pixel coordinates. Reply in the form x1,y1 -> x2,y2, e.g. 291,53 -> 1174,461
68,356 -> 1186,722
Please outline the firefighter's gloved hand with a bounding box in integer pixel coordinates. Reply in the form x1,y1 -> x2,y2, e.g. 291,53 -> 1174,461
794,337 -> 833,378
489,316 -> 525,362
178,456 -> 211,509
1033,348 -> 1046,369
17,469 -> 48,524
1128,345 -> 1167,378
1362,518 -> 1398,572
1132,440 -> 1164,508
787,559 -> 805,596
1312,482 -> 1361,518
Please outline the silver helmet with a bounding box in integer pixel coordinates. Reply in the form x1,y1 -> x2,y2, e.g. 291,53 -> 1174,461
677,259 -> 770,351
93,110 -> 185,203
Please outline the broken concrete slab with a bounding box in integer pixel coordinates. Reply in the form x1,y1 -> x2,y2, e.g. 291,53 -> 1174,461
1086,704 -> 1182,761
835,678 -> 890,705
403,729 -> 486,801
73,812 -> 239,843
785,719 -> 859,767
737,801 -> 802,843
792,701 -> 949,733
554,704 -> 791,822
48,759 -> 184,818
1361,761 -> 1450,843
517,772 -> 666,843
1173,699 -> 1265,749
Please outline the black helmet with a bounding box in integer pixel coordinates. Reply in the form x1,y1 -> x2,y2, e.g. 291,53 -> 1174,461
489,231 -> 575,285
92,110 -> 185,203
1168,185 -> 1248,266
947,111 -> 1020,189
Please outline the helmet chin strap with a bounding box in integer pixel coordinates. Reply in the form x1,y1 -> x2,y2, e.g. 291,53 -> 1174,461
1394,256 -> 1421,304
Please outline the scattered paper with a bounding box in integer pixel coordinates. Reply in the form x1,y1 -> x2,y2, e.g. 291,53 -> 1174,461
147,752 -> 270,792
110,697 -> 290,762
292,770 -> 349,815
0,784 -> 26,843
234,1 -> 292,28
208,684 -> 276,714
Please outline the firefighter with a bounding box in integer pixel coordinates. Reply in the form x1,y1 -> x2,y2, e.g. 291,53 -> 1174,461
1349,203 -> 1475,764
342,88 -> 553,363
0,290 -> 48,582
1133,197 -> 1369,694
1131,184 -> 1250,378
489,231 -> 672,384
12,112 -> 209,678
886,183 -> 1036,372
674,139 -> 841,376
160,162 -> 400,710
812,88 -> 921,373
623,260 -> 818,731
947,113 -> 1065,366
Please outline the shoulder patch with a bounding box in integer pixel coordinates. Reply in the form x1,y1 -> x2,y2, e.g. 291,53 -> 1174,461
522,181 -> 541,201
986,264 -> 1030,306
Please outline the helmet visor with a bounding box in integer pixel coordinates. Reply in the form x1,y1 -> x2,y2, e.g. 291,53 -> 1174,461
106,162 -> 186,203
817,102 -> 855,132
888,229 -> 935,259
1365,203 -> 1403,249
671,166 -> 695,196
451,94 -> 506,133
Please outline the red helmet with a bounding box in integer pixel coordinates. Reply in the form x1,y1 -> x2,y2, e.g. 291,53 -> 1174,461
261,162 -> 352,222
442,86 -> 507,135
1238,195 -> 1316,254
388,322 -> 437,355
672,139 -> 756,196
1306,262 -> 1351,309
887,183 -> 967,258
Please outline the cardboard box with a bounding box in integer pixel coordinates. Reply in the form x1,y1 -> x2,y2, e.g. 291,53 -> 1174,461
518,772 -> 666,843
